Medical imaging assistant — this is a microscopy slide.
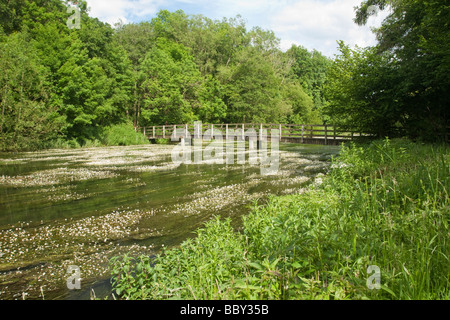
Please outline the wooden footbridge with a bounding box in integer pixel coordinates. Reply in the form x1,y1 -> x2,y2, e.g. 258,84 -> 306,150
137,123 -> 373,146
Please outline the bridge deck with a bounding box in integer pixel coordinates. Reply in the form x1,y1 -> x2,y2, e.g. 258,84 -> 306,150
137,123 -> 373,145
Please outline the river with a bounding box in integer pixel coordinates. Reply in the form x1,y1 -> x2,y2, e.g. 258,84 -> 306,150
0,142 -> 340,300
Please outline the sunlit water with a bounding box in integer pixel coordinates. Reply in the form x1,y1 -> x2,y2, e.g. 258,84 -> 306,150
0,142 -> 340,300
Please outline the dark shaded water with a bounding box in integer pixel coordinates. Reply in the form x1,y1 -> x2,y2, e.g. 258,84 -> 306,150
0,143 -> 339,299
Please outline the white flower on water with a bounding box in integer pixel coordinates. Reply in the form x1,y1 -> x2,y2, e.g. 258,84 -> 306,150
313,177 -> 323,186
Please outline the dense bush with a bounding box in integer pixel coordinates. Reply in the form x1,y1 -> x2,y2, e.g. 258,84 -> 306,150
100,122 -> 149,146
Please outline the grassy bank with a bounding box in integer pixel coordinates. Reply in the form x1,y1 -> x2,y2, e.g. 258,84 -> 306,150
1,122 -> 150,152
109,139 -> 449,300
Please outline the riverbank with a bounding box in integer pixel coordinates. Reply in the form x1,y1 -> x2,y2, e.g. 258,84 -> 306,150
110,138 -> 449,300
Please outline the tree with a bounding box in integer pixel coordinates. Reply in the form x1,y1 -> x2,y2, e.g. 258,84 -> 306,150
0,32 -> 63,150
353,0 -> 450,140
26,1 -> 133,141
139,38 -> 204,125
282,82 -> 320,125
324,41 -> 401,137
218,47 -> 288,123
286,45 -> 331,120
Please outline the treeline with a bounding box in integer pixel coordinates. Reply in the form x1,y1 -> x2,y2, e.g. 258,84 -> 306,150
324,0 -> 449,141
0,0 -> 329,151
1,0 -> 448,151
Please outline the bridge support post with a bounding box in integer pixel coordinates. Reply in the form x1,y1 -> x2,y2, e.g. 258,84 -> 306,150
259,123 -> 263,142
301,125 -> 304,144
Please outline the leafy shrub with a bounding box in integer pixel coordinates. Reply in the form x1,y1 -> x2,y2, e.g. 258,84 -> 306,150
110,217 -> 247,300
101,122 -> 149,146
154,138 -> 171,145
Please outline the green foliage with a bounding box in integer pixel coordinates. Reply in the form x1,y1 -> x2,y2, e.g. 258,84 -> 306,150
3,0 -> 447,149
323,42 -> 401,137
101,122 -> 149,146
110,139 -> 449,300
331,0 -> 450,141
0,0 -> 133,149
113,10 -> 323,128
282,82 -> 321,125
110,217 -> 247,299
154,138 -> 170,145
0,32 -> 63,151
0,0 -> 25,34
325,139 -> 450,299
287,45 -> 331,119
0,2 -> 333,151
139,38 -> 202,125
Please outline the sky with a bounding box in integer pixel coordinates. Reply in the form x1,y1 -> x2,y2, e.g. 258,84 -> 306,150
84,0 -> 390,57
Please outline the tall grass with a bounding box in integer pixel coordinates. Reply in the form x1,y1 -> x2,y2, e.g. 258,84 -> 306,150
109,138 -> 449,300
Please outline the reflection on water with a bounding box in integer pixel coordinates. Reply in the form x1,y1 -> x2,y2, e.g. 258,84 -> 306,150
0,143 -> 339,300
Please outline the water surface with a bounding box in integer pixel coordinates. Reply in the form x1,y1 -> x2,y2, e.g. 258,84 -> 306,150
0,143 -> 339,299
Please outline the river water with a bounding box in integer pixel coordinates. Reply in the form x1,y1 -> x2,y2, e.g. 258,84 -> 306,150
0,142 -> 340,300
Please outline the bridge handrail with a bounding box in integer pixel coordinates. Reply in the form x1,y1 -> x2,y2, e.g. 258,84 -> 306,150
136,123 -> 374,142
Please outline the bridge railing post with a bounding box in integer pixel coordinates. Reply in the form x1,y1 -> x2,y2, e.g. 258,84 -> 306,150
301,125 -> 304,144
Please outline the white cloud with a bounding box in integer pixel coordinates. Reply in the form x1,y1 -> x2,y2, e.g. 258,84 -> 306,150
84,0 -> 389,56
269,0 -> 389,56
86,0 -> 165,25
